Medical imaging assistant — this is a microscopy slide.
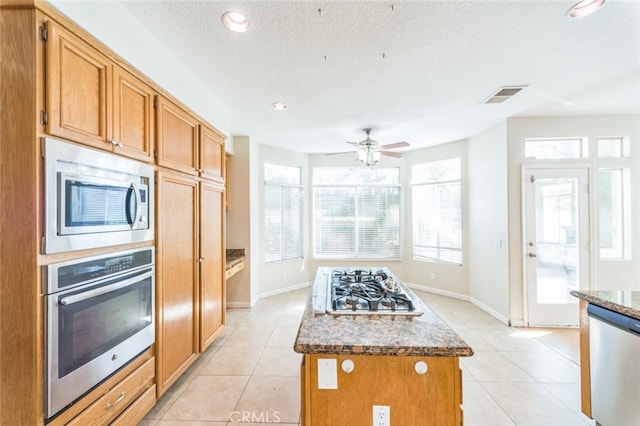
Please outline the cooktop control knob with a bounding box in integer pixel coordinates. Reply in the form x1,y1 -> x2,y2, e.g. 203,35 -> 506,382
341,359 -> 354,373
414,361 -> 428,375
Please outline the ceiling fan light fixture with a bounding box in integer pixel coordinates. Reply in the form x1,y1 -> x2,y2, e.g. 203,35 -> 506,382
222,11 -> 251,32
358,147 -> 380,166
271,101 -> 287,110
566,0 -> 606,19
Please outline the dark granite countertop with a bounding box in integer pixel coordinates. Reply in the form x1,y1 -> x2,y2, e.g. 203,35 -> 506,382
570,290 -> 640,320
226,249 -> 245,270
294,267 -> 473,357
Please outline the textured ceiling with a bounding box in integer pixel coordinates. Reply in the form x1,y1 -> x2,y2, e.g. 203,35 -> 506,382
119,0 -> 640,154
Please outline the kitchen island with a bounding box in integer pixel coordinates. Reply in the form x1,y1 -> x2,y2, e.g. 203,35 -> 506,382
570,290 -> 640,425
294,267 -> 473,426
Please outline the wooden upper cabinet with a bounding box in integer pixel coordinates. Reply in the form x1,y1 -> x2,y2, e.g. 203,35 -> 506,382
156,96 -> 199,175
45,20 -> 112,148
200,125 -> 225,182
112,66 -> 155,162
45,21 -> 155,162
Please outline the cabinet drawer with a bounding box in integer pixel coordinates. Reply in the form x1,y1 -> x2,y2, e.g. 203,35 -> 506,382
110,384 -> 156,426
225,259 -> 245,279
67,357 -> 155,426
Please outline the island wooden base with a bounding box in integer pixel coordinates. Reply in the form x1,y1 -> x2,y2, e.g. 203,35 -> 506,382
301,354 -> 463,426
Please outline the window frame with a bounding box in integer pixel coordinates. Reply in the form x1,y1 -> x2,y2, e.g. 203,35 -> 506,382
411,158 -> 463,265
312,167 -> 402,260
264,164 -> 304,264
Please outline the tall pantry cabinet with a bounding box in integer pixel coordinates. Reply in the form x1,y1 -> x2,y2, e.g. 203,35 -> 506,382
0,2 -> 226,423
155,96 -> 226,397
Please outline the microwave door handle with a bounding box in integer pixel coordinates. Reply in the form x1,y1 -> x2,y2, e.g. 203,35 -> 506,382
128,182 -> 143,228
58,270 -> 153,306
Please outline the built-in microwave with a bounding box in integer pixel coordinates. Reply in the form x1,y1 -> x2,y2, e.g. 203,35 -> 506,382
43,137 -> 154,254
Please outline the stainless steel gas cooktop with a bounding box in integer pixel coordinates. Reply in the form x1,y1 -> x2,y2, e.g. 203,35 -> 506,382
312,267 -> 423,316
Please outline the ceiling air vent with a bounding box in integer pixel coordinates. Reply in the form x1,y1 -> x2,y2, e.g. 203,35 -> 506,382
484,85 -> 528,104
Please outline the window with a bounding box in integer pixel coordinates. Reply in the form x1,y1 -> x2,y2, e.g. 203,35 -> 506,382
264,164 -> 303,263
598,168 -> 631,259
313,168 -> 400,259
525,137 -> 587,159
412,158 -> 462,264
598,137 -> 630,158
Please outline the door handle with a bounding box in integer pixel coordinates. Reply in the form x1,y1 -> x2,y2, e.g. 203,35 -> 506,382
528,253 -> 537,258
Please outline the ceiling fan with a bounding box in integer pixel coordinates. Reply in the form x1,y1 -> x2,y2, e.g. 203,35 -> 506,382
346,128 -> 410,166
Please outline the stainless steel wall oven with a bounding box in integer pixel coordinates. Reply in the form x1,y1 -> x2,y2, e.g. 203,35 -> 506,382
44,247 -> 155,420
43,137 -> 154,254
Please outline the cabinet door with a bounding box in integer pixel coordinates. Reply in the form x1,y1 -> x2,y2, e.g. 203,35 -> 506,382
45,21 -> 112,148
156,96 -> 199,175
156,171 -> 199,397
199,182 -> 226,351
199,125 -> 225,182
225,153 -> 231,209
112,66 -> 155,162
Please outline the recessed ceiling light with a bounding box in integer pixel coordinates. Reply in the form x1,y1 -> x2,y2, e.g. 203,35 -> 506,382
222,11 -> 250,32
566,0 -> 606,19
271,102 -> 287,110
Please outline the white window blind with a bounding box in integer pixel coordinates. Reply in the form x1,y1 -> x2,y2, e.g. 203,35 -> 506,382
313,168 -> 400,259
264,164 -> 303,263
412,158 -> 462,264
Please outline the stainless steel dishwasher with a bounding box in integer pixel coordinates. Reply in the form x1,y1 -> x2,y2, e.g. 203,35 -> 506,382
588,304 -> 640,426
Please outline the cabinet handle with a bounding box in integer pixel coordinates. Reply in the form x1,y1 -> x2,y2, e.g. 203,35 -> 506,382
199,169 -> 205,173
106,392 -> 125,408
198,257 -> 206,262
110,139 -> 123,147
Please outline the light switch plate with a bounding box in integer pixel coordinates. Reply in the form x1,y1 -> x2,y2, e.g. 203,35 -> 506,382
317,358 -> 338,389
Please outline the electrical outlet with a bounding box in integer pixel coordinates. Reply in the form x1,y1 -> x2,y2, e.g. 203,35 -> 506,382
430,272 -> 436,280
373,405 -> 390,426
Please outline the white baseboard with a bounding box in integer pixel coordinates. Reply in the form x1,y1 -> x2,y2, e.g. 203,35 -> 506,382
226,301 -> 252,309
227,282 -> 311,309
259,282 -> 311,299
406,282 -> 510,326
406,282 -> 471,302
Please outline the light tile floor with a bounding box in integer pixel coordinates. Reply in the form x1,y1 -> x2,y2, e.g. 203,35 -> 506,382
139,288 -> 595,426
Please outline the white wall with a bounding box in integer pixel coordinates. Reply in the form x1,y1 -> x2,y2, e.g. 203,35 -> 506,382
467,122 -> 510,321
226,136 -> 252,306
507,114 -> 640,322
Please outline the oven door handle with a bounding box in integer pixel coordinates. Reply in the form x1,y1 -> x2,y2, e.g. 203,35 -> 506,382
58,269 -> 153,306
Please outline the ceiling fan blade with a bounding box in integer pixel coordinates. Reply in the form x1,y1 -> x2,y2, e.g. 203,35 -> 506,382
379,150 -> 403,158
325,151 -> 356,155
346,141 -> 360,147
380,141 -> 410,150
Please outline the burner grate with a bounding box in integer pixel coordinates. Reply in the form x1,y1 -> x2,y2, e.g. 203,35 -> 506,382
329,268 -> 419,315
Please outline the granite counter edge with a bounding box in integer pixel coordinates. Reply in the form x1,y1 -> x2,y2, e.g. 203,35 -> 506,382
571,290 -> 640,320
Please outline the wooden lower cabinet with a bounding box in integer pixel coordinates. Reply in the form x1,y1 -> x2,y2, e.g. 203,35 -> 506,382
66,357 -> 155,426
199,181 -> 226,351
48,351 -> 156,426
110,385 -> 157,426
578,299 -> 592,418
156,170 -> 200,396
156,170 -> 226,397
301,354 -> 463,426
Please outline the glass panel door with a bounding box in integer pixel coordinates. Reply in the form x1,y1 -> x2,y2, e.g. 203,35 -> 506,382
524,167 -> 590,326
